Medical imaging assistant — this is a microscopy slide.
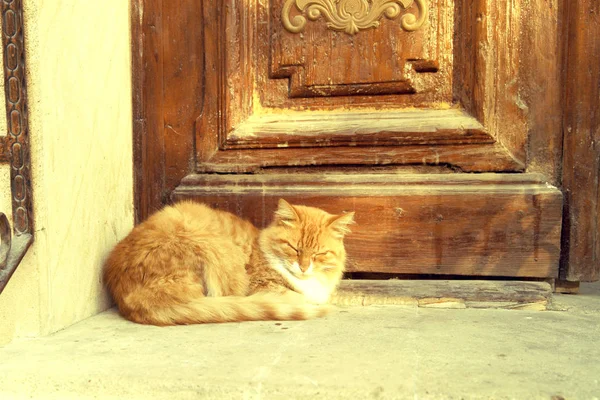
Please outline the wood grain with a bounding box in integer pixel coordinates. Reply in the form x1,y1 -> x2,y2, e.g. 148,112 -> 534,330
198,142 -> 524,173
332,280 -> 552,310
172,173 -> 562,278
266,0 -> 451,104
202,0 -> 458,157
560,0 -> 600,282
132,0 -> 199,222
189,0 -> 562,174
161,0 -> 202,192
553,280 -> 580,294
523,0 -> 563,183
132,0 -> 567,285
454,0 -> 561,175
131,0 -> 165,223
226,109 -> 490,149
194,0 -> 221,164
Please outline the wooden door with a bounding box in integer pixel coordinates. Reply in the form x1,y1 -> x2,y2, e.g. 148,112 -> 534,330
133,0 -> 569,279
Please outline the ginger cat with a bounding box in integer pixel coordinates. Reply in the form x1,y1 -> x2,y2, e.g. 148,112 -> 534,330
103,199 -> 354,325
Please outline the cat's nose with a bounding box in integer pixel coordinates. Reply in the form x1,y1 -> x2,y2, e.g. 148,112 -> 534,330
298,254 -> 311,272
299,263 -> 310,273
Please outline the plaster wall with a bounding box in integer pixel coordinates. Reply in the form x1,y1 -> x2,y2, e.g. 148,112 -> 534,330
0,0 -> 133,345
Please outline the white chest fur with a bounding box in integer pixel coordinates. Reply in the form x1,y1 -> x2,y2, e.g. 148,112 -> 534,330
289,275 -> 331,304
269,261 -> 332,304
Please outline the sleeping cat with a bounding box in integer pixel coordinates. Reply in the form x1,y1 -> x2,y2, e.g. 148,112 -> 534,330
103,199 -> 354,325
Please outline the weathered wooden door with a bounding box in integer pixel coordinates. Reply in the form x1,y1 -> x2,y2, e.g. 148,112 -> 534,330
133,0 -> 570,279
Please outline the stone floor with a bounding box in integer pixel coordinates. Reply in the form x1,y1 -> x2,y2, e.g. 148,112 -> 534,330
0,282 -> 599,400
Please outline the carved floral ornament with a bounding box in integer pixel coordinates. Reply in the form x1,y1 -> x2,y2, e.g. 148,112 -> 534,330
282,0 -> 428,35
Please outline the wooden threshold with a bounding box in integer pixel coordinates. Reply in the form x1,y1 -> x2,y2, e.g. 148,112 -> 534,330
172,173 -> 563,278
332,279 -> 553,310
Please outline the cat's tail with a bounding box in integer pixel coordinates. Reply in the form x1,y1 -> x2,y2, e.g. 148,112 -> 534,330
117,287 -> 330,326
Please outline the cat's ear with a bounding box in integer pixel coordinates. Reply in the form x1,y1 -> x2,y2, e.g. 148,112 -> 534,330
328,212 -> 355,237
275,199 -> 299,227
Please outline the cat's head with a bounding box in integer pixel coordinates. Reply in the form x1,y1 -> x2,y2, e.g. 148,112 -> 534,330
259,199 -> 355,282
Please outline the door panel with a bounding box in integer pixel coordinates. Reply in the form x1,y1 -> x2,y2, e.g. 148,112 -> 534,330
194,0 -> 559,173
268,0 -> 447,102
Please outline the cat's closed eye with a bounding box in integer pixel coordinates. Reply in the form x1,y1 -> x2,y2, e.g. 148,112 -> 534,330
313,251 -> 334,261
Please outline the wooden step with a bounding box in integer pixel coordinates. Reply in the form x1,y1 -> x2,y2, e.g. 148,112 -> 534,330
172,172 -> 563,278
332,279 -> 553,310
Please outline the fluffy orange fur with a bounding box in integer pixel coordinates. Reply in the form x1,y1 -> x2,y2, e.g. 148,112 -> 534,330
103,199 -> 354,325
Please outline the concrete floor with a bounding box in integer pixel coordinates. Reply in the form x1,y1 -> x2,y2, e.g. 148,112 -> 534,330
1,283 -> 599,400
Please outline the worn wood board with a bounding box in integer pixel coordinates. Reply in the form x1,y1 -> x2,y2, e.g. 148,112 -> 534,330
332,279 -> 552,311
173,173 -> 563,278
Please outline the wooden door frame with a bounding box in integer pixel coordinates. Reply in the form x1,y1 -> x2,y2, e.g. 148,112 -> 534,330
131,0 -> 600,282
131,0 -> 197,223
559,0 -> 600,282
